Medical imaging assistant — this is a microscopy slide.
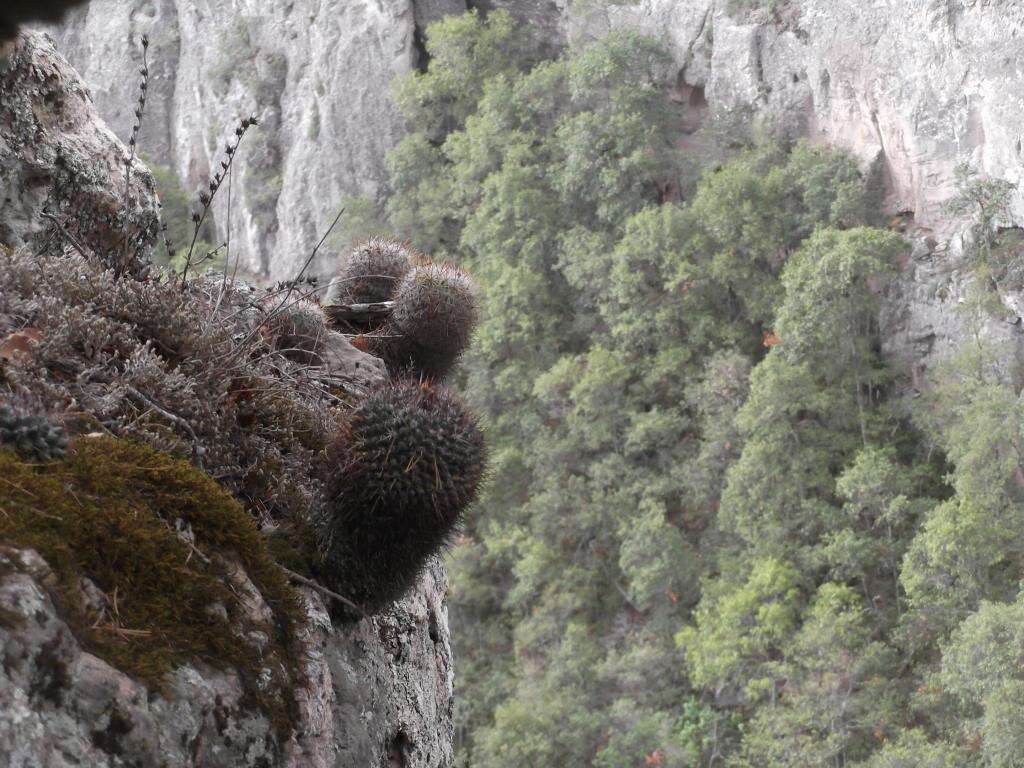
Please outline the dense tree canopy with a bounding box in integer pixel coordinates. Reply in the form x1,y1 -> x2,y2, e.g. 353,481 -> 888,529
346,10 -> 1024,766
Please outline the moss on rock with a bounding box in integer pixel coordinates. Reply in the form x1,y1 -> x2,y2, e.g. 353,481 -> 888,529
0,435 -> 303,736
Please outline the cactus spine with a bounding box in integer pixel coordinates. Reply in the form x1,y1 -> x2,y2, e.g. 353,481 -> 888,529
0,400 -> 68,460
317,380 -> 486,613
372,263 -> 479,380
324,237 -> 416,311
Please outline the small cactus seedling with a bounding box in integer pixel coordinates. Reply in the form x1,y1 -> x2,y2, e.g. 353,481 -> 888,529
372,263 -> 479,380
317,380 -> 487,614
324,237 -> 416,308
262,299 -> 328,365
0,399 -> 68,461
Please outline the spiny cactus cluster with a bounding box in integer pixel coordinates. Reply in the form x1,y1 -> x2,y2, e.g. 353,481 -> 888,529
325,238 -> 479,380
262,298 -> 329,365
324,237 -> 416,311
317,380 -> 487,614
0,401 -> 68,461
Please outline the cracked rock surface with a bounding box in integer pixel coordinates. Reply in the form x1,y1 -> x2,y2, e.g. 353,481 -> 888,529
0,547 -> 454,768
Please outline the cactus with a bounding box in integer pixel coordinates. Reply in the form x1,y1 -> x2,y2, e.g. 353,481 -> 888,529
0,400 -> 68,460
317,380 -> 487,614
372,263 -> 479,380
262,299 -> 328,365
324,237 -> 416,309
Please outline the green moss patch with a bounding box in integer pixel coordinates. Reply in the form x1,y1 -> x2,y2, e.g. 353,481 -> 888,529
0,436 -> 304,738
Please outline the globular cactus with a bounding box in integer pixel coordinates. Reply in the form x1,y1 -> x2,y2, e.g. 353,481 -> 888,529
317,380 -> 487,614
324,237 -> 416,310
372,263 -> 479,380
0,401 -> 68,461
262,299 -> 328,365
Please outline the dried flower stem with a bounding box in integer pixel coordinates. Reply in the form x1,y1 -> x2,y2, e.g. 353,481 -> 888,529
116,34 -> 149,280
179,115 -> 258,291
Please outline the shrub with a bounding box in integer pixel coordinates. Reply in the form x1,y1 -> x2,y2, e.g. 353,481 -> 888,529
0,247 -> 333,526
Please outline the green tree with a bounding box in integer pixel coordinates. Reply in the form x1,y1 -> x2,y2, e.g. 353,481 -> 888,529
379,13 -> 911,767
941,595 -> 1024,767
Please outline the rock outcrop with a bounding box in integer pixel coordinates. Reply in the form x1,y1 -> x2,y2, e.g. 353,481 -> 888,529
44,0 -> 571,281
616,0 -> 1024,234
0,32 -> 454,768
601,0 -> 1024,373
48,0 -> 1024,278
48,0 -> 421,280
0,547 -> 454,768
0,31 -> 158,266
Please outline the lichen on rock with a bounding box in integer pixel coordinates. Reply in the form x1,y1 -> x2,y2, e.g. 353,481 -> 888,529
0,31 -> 159,276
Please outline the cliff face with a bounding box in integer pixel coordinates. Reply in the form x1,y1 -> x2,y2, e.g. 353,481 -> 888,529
45,0 -> 572,281
622,0 -> 1024,229
0,548 -> 453,768
605,0 -> 1024,378
49,1 -> 1024,324
48,0 -> 425,280
0,31 -> 454,768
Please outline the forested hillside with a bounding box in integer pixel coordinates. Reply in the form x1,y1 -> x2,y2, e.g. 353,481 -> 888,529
345,11 -> 1024,767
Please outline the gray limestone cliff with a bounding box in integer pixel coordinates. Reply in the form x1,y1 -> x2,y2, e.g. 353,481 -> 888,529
47,0 -> 1024,378
605,0 -> 1024,378
0,548 -> 454,768
13,2 -> 1024,761
0,31 -> 454,768
44,0 -> 566,281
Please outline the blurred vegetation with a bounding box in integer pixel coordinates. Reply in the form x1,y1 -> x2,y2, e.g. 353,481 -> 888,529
367,10 -> 1024,767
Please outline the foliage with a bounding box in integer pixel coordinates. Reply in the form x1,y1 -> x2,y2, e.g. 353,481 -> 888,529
945,162 -> 1016,264
941,595 -> 1024,767
725,0 -> 786,17
391,10 -> 535,140
378,13 -> 934,767
322,194 -> 392,258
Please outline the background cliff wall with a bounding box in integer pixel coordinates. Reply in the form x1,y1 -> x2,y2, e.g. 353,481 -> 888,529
617,0 -> 1024,234
49,0 -> 1024,282
49,0 -> 423,279
597,0 -> 1024,378
1,548 -> 454,768
46,0 -> 566,281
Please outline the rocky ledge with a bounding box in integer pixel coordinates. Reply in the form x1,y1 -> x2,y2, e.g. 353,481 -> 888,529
0,31 -> 455,768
